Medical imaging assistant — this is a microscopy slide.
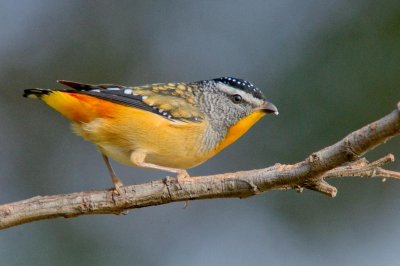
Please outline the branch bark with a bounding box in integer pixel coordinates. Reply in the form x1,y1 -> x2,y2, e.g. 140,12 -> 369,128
1,103 -> 400,230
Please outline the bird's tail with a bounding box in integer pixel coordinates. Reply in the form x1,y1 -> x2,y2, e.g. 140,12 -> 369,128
23,87 -> 114,123
23,88 -> 52,99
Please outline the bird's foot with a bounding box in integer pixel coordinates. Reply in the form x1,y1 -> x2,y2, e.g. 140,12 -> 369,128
111,175 -> 124,195
176,170 -> 190,185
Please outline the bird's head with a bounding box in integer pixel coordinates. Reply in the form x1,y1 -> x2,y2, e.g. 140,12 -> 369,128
195,77 -> 278,130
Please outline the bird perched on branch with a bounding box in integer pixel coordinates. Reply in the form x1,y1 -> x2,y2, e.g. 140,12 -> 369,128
23,77 -> 278,193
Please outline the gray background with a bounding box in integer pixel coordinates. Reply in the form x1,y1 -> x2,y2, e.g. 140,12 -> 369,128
1,1 -> 400,265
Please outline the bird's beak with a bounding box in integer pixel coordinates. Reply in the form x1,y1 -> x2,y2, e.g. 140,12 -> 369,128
258,101 -> 279,115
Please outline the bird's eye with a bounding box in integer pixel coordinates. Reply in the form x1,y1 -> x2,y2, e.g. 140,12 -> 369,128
231,94 -> 243,104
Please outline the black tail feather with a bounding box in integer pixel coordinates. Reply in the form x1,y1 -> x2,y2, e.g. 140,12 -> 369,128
23,88 -> 52,98
57,80 -> 93,91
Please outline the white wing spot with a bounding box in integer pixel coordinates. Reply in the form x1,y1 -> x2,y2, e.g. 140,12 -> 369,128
27,94 -> 39,99
107,87 -> 120,91
142,96 -> 148,100
124,89 -> 133,94
92,89 -> 101,92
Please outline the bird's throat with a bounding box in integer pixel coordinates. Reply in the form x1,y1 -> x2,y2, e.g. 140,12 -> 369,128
215,110 -> 266,153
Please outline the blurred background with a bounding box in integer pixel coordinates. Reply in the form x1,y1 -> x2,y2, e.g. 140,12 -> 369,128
1,0 -> 400,265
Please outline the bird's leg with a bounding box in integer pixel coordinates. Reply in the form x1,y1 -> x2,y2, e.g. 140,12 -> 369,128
130,151 -> 190,184
101,153 -> 124,194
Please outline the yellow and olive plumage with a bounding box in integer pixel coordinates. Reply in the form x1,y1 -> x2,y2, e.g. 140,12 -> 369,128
23,77 -> 278,192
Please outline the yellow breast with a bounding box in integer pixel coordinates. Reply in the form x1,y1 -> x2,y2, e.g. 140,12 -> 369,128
214,110 -> 266,153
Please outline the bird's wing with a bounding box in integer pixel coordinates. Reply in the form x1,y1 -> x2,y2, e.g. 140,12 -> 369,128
57,80 -> 204,123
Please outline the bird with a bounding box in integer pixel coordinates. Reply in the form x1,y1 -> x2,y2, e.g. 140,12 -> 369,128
23,77 -> 278,193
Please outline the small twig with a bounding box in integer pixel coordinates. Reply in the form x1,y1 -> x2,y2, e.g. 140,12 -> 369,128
301,154 -> 398,197
375,168 -> 400,180
323,154 -> 395,178
305,180 -> 338,197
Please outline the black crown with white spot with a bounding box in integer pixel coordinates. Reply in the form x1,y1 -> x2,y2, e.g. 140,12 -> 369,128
212,77 -> 265,100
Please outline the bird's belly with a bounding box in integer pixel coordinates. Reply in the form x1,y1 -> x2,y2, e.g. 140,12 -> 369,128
98,141 -> 211,170
97,143 -> 133,166
74,114 -> 213,170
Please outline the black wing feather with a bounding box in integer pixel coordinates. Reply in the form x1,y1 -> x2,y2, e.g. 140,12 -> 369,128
83,90 -> 157,114
58,80 -> 163,117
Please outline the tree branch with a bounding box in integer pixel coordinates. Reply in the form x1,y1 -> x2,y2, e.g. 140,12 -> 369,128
1,103 -> 400,230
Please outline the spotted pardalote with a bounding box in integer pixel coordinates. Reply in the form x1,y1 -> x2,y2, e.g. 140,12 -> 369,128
24,77 -> 278,192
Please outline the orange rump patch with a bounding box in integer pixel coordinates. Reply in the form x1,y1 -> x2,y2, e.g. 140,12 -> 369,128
41,91 -> 120,123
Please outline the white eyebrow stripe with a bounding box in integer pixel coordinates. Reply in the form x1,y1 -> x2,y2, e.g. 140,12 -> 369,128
218,83 -> 264,106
